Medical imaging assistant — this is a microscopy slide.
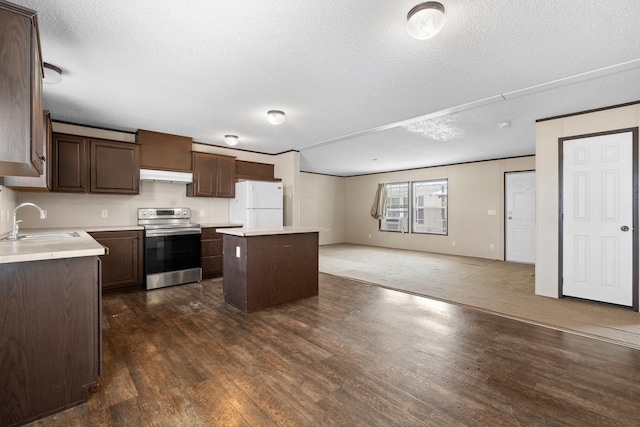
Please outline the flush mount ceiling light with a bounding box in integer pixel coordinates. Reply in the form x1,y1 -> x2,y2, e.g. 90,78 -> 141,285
224,135 -> 239,146
267,110 -> 286,125
407,2 -> 446,40
43,62 -> 62,84
498,121 -> 512,128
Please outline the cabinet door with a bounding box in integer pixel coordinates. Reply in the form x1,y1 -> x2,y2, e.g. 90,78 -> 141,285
137,129 -> 192,172
189,152 -> 216,196
0,5 -> 44,178
52,133 -> 87,192
216,155 -> 236,197
30,23 -> 44,175
2,110 -> 52,190
90,230 -> 143,289
188,152 -> 236,198
90,139 -> 140,194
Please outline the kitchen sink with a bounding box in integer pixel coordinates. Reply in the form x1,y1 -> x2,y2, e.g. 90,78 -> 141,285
1,231 -> 80,241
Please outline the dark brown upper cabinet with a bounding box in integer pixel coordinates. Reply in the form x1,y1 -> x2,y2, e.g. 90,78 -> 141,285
187,152 -> 236,198
136,129 -> 192,172
52,133 -> 87,192
3,110 -> 52,191
52,132 -> 140,194
235,160 -> 278,181
90,139 -> 139,194
0,1 -> 45,177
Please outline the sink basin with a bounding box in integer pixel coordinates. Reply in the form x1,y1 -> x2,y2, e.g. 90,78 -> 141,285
1,231 -> 80,241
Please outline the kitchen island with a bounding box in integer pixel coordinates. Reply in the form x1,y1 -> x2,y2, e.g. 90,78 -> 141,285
0,230 -> 104,426
217,226 -> 320,313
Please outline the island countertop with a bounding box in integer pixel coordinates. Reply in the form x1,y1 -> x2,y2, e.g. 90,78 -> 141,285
215,226 -> 320,237
0,229 -> 105,264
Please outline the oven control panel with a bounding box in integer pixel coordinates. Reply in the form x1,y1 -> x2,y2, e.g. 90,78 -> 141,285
138,208 -> 191,220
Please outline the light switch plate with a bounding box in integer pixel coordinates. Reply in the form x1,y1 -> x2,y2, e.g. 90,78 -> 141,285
235,246 -> 241,258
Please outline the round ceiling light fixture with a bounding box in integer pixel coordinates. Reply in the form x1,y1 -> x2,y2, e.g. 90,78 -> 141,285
43,62 -> 63,84
267,110 -> 286,125
224,135 -> 239,146
407,2 -> 446,40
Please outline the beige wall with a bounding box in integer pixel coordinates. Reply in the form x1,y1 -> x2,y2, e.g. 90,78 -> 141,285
16,124 -> 297,229
273,151 -> 300,227
535,104 -> 640,298
300,172 -> 345,245
344,156 -> 535,260
0,185 -> 18,234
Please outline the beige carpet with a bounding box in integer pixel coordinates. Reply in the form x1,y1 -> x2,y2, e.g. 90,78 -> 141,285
319,244 -> 640,350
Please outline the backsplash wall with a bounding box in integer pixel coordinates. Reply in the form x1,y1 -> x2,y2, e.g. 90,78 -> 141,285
17,180 -> 229,229
0,185 -> 18,234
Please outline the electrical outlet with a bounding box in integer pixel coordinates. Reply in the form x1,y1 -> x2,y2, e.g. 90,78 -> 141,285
488,209 -> 497,216
368,234 -> 372,239
452,241 -> 456,246
101,210 -> 108,218
200,210 -> 206,217
489,243 -> 495,249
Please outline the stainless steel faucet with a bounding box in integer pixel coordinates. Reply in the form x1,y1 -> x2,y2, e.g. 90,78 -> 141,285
9,203 -> 47,240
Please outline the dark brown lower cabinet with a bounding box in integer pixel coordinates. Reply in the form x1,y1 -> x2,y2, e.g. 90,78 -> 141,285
222,232 -> 319,313
89,230 -> 143,289
200,227 -> 240,279
201,227 -> 234,279
0,256 -> 101,426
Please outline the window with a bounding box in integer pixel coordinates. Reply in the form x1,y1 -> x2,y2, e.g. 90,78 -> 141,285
412,179 -> 448,235
379,182 -> 409,232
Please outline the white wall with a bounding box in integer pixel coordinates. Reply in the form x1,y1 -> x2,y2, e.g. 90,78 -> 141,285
535,103 -> 640,298
0,185 -> 18,234
344,156 -> 535,260
300,172 -> 345,245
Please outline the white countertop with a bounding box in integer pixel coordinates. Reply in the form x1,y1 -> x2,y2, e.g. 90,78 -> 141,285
84,225 -> 144,232
200,222 -> 243,228
215,226 -> 321,237
0,229 -> 105,264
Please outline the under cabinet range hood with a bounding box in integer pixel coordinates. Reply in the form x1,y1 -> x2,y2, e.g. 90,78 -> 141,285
139,169 -> 193,183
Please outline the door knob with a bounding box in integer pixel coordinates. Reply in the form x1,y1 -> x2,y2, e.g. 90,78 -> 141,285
621,225 -> 630,232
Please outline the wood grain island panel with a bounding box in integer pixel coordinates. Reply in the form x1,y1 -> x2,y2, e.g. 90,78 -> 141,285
221,230 -> 319,313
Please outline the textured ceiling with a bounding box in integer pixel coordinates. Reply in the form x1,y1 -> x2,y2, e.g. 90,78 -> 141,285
11,0 -> 640,176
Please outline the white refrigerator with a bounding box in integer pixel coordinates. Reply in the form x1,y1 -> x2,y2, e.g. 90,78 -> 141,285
229,180 -> 284,228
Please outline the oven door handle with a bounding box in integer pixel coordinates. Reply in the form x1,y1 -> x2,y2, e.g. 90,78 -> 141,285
145,229 -> 201,237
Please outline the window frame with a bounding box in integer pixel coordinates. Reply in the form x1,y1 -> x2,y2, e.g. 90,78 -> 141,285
410,179 -> 448,235
378,181 -> 410,233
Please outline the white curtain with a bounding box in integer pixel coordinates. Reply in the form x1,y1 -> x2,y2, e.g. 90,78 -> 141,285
370,183 -> 387,219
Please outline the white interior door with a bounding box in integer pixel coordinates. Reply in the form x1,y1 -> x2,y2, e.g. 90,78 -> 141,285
506,171 -> 536,263
562,131 -> 634,307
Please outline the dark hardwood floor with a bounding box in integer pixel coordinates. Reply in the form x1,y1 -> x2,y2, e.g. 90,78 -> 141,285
29,273 -> 640,426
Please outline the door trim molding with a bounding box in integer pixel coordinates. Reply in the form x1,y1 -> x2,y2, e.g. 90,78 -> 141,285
558,127 -> 639,311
